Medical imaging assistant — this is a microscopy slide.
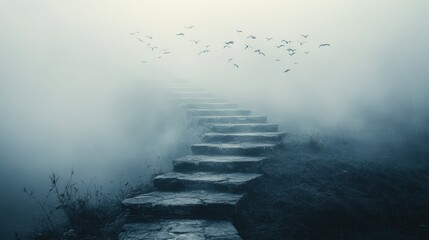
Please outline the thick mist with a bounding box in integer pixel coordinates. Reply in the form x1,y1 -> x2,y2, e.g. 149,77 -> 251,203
1,0 -> 429,238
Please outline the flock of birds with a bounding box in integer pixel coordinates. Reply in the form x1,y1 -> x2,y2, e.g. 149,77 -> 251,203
130,26 -> 330,74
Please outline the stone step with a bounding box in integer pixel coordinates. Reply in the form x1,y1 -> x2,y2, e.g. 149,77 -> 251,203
210,123 -> 279,133
120,219 -> 242,240
153,172 -> 262,191
195,116 -> 267,124
173,155 -> 269,172
188,109 -> 251,117
180,103 -> 239,109
202,132 -> 286,143
176,97 -> 222,103
191,143 -> 280,156
172,92 -> 213,98
122,190 -> 244,219
160,86 -> 204,92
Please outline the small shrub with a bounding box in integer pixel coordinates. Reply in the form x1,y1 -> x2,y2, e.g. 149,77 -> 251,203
23,170 -> 145,240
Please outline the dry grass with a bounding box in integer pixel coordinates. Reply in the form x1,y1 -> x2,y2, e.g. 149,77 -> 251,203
235,134 -> 429,240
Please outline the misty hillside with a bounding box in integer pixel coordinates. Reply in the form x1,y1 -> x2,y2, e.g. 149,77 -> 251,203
1,1 -> 429,239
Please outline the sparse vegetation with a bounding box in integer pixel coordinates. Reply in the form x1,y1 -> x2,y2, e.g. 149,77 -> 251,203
235,134 -> 429,240
22,170 -> 150,240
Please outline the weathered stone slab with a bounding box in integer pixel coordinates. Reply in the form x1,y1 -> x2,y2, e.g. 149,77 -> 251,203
176,97 -> 222,103
191,143 -> 280,156
187,109 -> 251,117
195,116 -> 267,124
180,103 -> 238,109
154,172 -> 262,191
122,190 -> 244,218
210,123 -> 279,133
119,219 -> 242,240
202,132 -> 285,143
173,155 -> 269,172
171,92 -> 214,98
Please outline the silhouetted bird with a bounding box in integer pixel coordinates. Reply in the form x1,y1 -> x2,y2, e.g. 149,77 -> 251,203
184,25 -> 195,29
319,43 -> 331,47
130,31 -> 139,35
228,58 -> 233,63
145,35 -> 152,39
289,52 -> 296,56
276,44 -> 285,49
205,45 -> 210,48
284,69 -> 291,73
299,41 -> 307,46
275,59 -> 281,62
176,33 -> 185,36
190,40 -> 200,44
236,30 -> 243,33
287,48 -> 296,52
302,35 -> 310,38
245,44 -> 252,50
163,52 -> 171,54
233,64 -> 239,68
225,41 -> 234,45
162,48 -> 170,51
266,37 -> 273,41
223,45 -> 231,49
304,51 -> 310,54
137,38 -> 144,42
247,35 -> 256,39
281,40 -> 292,44
199,50 -> 210,55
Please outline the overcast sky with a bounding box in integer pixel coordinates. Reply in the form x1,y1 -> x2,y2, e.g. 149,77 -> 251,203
1,1 -> 428,238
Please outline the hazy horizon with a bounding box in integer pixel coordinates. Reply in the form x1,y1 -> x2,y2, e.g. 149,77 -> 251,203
1,0 -> 428,238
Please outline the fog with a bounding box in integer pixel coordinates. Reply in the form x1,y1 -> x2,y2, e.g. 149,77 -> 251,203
1,0 -> 429,238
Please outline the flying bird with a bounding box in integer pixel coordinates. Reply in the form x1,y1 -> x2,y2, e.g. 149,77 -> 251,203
289,52 -> 296,56
319,43 -> 331,47
190,40 -> 200,44
223,45 -> 231,49
225,41 -> 234,45
276,44 -> 285,49
284,69 -> 291,73
205,45 -> 210,48
228,58 -> 233,63
163,52 -> 171,54
281,40 -> 292,44
287,48 -> 296,52
149,46 -> 157,51
233,64 -> 239,68
184,25 -> 195,29
198,49 -> 210,55
254,49 -> 261,53
130,31 -> 139,35
137,38 -> 144,43
176,33 -> 185,36
247,35 -> 256,39
266,37 -> 273,41
245,44 -> 252,50
299,41 -> 307,46
145,35 -> 152,39
301,35 -> 310,38
236,30 -> 243,33
162,48 -> 170,51
304,51 -> 310,54
275,59 -> 281,62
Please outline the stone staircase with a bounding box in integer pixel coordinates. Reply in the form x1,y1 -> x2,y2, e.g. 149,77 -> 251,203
119,84 -> 284,240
